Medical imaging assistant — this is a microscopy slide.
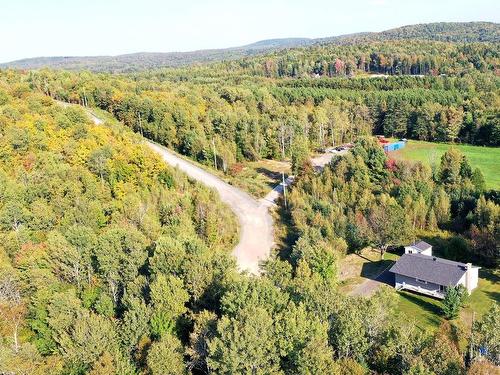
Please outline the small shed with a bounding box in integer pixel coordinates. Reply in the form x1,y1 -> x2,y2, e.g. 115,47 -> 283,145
405,240 -> 433,256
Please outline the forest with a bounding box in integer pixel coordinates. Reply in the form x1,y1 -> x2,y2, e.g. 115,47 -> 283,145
24,42 -> 500,184
288,137 -> 498,267
1,23 -> 499,375
1,69 -> 499,374
0,74 -> 238,374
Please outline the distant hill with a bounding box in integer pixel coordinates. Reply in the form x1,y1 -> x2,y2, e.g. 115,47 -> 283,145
319,21 -> 500,44
1,22 -> 498,72
0,39 -> 314,73
241,38 -> 313,50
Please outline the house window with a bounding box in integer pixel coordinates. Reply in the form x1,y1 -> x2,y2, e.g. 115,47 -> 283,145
416,278 -> 427,284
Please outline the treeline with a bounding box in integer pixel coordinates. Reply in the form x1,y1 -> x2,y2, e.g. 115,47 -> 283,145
288,138 -> 498,267
324,22 -> 500,44
271,81 -> 499,145
186,41 -> 499,78
23,66 -> 500,183
277,74 -> 498,91
2,22 -> 498,73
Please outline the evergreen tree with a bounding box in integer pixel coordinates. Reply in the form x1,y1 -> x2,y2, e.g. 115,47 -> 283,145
442,285 -> 467,320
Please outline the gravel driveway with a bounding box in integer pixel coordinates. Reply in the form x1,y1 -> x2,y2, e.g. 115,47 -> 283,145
350,263 -> 395,297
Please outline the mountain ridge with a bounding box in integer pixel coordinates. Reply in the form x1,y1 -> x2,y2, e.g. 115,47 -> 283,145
2,21 -> 498,72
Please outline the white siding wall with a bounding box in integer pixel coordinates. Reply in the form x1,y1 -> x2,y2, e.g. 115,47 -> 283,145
420,248 -> 432,256
395,274 -> 443,296
404,246 -> 432,256
466,267 -> 479,292
457,268 -> 480,293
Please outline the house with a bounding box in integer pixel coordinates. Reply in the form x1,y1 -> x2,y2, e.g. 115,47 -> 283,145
404,240 -> 432,256
390,253 -> 480,299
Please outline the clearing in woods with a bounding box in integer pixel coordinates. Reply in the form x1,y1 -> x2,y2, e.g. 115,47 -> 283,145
390,140 -> 500,190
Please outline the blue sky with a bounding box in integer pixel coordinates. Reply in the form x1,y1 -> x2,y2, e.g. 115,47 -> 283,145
2,0 -> 498,62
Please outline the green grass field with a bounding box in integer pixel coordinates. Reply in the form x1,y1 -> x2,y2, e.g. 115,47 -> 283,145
461,269 -> 500,322
390,140 -> 500,190
397,268 -> 499,331
397,291 -> 443,330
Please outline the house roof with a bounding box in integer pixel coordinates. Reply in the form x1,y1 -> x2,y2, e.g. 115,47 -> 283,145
390,253 -> 469,286
409,240 -> 432,251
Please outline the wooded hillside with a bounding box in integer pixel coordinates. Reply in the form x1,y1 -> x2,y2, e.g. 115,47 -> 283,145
2,22 -> 498,72
1,78 -> 497,371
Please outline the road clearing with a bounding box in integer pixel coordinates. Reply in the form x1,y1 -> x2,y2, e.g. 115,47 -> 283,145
66,101 -> 275,274
147,143 -> 274,275
71,101 -> 346,275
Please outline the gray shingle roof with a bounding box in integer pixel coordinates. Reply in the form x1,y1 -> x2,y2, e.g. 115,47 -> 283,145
410,240 -> 432,251
390,254 -> 468,286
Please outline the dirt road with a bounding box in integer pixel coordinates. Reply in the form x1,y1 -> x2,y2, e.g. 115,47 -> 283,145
146,146 -> 347,273
77,103 -> 274,274
147,143 -> 274,274
311,149 -> 348,170
77,102 -> 345,275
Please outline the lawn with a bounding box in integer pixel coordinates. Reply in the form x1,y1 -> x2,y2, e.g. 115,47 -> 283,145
396,291 -> 444,331
461,269 -> 500,324
223,159 -> 291,198
396,268 -> 500,332
390,140 -> 500,190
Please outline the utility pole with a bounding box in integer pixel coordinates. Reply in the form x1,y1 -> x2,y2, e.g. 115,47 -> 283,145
138,112 -> 143,136
212,138 -> 217,170
469,311 -> 475,363
330,123 -> 335,147
319,123 -> 325,150
282,171 -> 287,209
280,125 -> 286,160
82,87 -> 88,107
